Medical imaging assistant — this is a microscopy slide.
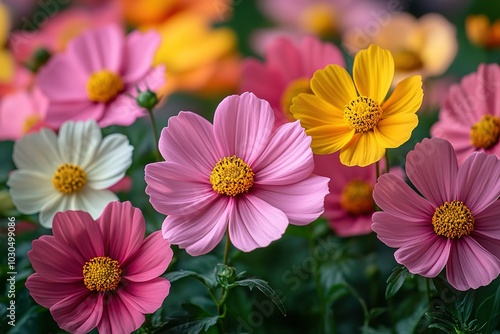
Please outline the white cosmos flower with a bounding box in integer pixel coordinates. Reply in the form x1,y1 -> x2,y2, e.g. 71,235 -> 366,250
7,120 -> 133,228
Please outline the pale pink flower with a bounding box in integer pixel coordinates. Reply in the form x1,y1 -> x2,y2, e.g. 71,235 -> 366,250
37,24 -> 165,128
431,63 -> 500,165
145,92 -> 329,256
241,35 -> 345,129
25,201 -> 173,334
372,137 -> 500,290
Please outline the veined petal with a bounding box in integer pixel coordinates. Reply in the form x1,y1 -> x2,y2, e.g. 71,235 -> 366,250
290,93 -> 344,129
57,120 -> 102,168
353,45 -> 394,103
372,212 -> 435,248
310,64 -> 357,112
118,278 -> 170,314
395,236 -> 451,277
98,293 -> 144,334
51,290 -> 103,334
381,75 -> 423,118
339,132 -> 385,167
374,113 -> 418,148
13,127 -> 61,174
306,125 -> 354,155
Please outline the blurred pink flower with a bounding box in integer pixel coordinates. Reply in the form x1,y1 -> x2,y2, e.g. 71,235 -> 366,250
431,63 -> 500,165
372,137 -> 500,291
37,24 -> 165,128
0,65 -> 33,97
240,35 -> 345,129
0,87 -> 49,140
25,201 -> 173,333
145,92 -> 329,256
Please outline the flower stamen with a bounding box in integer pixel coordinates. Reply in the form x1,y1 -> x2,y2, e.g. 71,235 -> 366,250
432,201 -> 475,239
344,96 -> 382,133
83,256 -> 122,292
86,70 -> 124,103
340,179 -> 374,215
52,163 -> 87,194
210,156 -> 254,196
470,114 -> 500,149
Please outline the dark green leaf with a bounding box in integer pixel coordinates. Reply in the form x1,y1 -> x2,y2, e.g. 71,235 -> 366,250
165,270 -> 215,288
477,283 -> 500,334
385,265 -> 409,299
162,303 -> 219,334
236,278 -> 286,316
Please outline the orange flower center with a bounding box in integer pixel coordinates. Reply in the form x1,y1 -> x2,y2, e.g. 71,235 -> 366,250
340,179 -> 374,215
432,201 -> 475,239
83,256 -> 122,292
52,163 -> 87,194
281,77 -> 313,121
470,114 -> 500,149
22,114 -> 41,134
210,155 -> 254,196
344,96 -> 382,133
86,70 -> 124,103
392,50 -> 423,72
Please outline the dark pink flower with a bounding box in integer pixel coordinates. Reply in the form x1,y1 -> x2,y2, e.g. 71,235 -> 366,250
145,92 -> 329,256
37,24 -> 165,128
25,201 -> 172,333
372,137 -> 500,290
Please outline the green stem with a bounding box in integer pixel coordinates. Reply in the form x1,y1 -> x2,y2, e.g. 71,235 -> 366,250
146,108 -> 162,162
343,282 -> 370,331
426,278 -> 432,308
217,232 -> 231,332
385,151 -> 390,174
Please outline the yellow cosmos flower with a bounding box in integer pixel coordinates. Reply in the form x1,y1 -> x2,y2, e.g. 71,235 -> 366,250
0,2 -> 14,83
291,44 -> 423,167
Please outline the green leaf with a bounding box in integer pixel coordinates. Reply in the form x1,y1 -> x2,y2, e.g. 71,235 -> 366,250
162,303 -> 219,334
236,278 -> 286,316
165,270 -> 215,288
476,283 -> 500,334
385,265 -> 409,299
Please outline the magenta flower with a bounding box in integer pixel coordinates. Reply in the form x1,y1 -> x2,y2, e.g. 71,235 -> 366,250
25,201 -> 173,333
240,35 -> 345,128
145,92 -> 329,256
431,63 -> 500,164
37,24 -> 165,128
372,137 -> 500,290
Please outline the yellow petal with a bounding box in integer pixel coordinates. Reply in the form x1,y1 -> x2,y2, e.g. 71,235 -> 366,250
374,113 -> 418,148
291,93 -> 344,129
382,75 -> 423,118
306,125 -> 355,155
353,45 -> 394,103
310,64 -> 357,112
339,132 -> 385,167
0,50 -> 14,82
0,2 -> 10,45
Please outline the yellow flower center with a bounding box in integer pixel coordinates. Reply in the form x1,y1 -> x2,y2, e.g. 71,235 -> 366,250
52,163 -> 87,194
22,114 -> 41,134
83,256 -> 122,292
301,3 -> 337,38
470,114 -> 500,149
281,77 -> 313,121
340,179 -> 374,215
392,50 -> 423,72
86,70 -> 124,103
432,201 -> 475,239
344,96 -> 382,133
210,155 -> 254,196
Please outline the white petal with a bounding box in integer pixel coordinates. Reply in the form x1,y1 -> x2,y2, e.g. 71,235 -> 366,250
74,187 -> 118,219
39,195 -> 70,228
13,128 -> 61,174
57,120 -> 102,167
85,134 -> 133,190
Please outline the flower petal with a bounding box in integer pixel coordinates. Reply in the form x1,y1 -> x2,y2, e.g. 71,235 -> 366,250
229,194 -> 288,252
118,278 -> 170,314
57,120 -> 102,168
253,175 -> 329,225
310,64 -> 357,112
374,113 -> 418,148
446,237 -> 500,290
98,293 -> 144,334
75,188 -> 119,220
473,201 -> 500,240
291,92 -> 346,129
213,92 -> 274,166
353,45 -> 394,103
339,132 -> 385,167
12,127 -> 61,174
372,212 -> 435,248
121,30 -> 161,82
305,125 -> 355,155
395,236 -> 451,277
25,274 -> 87,309
405,137 -> 458,207
162,198 -> 231,256
50,290 -> 102,334
44,101 -> 105,129
381,75 -> 423,118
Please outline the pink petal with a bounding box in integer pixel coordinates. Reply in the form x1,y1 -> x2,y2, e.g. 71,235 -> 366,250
121,30 -> 161,82
473,201 -> 500,240
253,175 -> 329,225
145,161 -> 218,216
50,289 -> 102,334
213,92 -> 274,166
124,231 -> 173,282
405,138 -> 458,206
373,174 -> 435,221
252,120 -> 314,185
229,194 -> 288,252
25,273 -> 87,309
159,111 -> 220,178
395,236 -> 451,277
97,201 -> 145,264
266,37 -> 303,82
44,100 -> 105,128
98,93 -> 145,127
456,152 -> 500,214
118,278 -> 170,314
329,214 -> 373,237
469,233 -> 500,259
98,292 -> 145,334
0,90 -> 42,140
299,35 -> 346,77
430,124 -> 475,165
446,237 -> 500,290
162,197 -> 231,256
372,212 -> 435,248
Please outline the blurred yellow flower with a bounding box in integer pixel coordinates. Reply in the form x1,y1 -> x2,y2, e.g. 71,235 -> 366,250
291,45 -> 423,167
343,13 -> 457,84
0,2 -> 14,83
144,12 -> 240,95
466,15 -> 500,49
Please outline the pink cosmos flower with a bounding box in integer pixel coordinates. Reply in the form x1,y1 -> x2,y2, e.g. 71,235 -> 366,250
431,63 -> 500,165
240,35 -> 345,129
145,92 -> 329,256
25,201 -> 173,333
372,137 -> 500,291
0,87 -> 48,140
37,24 -> 165,128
